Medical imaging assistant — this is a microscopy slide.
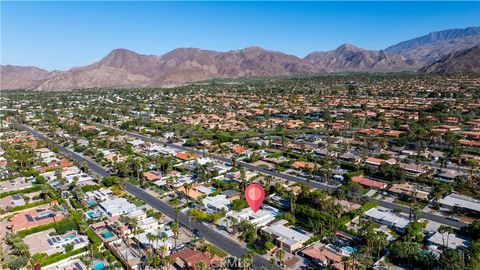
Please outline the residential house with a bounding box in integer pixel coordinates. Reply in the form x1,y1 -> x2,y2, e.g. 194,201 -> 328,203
221,190 -> 242,202
351,176 -> 388,189
98,198 -> 137,217
388,183 -> 429,201
300,243 -> 344,270
364,207 -> 410,233
202,195 -> 231,213
228,206 -> 278,227
364,157 -> 396,168
439,194 -> 480,216
427,231 -> 469,249
261,220 -> 309,253
172,248 -> 222,270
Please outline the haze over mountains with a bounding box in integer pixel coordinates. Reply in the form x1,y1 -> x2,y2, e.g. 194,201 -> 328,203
1,27 -> 479,91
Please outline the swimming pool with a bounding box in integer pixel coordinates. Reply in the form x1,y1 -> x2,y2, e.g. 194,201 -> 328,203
93,261 -> 107,270
102,231 -> 114,238
342,246 -> 356,254
86,211 -> 96,218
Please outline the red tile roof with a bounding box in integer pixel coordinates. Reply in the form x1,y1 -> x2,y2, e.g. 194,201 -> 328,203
352,176 -> 387,189
143,172 -> 161,182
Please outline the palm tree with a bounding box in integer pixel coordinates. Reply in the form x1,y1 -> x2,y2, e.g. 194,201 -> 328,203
196,261 -> 209,270
175,206 -> 180,223
269,257 -> 275,270
146,232 -> 156,250
289,193 -> 297,215
363,228 -> 377,256
153,234 -> 161,253
376,232 -> 388,260
119,215 -> 131,226
240,167 -> 247,192
263,175 -> 272,187
342,256 -> 352,270
230,217 -> 239,233
158,232 -> 169,256
439,225 -> 454,248
466,159 -> 478,187
145,253 -> 161,268
350,250 -> 360,270
163,255 -> 173,270
112,221 -> 121,235
130,218 -> 138,236
171,222 -> 180,249
276,249 -> 285,267
231,156 -> 238,169
241,251 -> 255,269
183,183 -> 193,204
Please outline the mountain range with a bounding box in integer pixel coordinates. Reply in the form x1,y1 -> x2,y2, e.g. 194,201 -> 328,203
418,45 -> 480,75
1,27 -> 479,91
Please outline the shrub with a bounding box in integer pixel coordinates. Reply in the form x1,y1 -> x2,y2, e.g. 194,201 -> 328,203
62,243 -> 73,253
265,241 -> 275,250
344,170 -> 363,181
86,228 -> 103,246
55,218 -> 79,234
7,256 -> 29,270
81,185 -> 101,193
38,247 -> 87,266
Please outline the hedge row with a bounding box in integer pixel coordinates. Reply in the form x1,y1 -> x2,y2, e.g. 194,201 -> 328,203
17,221 -> 58,237
37,247 -> 88,266
17,217 -> 77,237
86,228 -> 103,246
0,185 -> 42,198
9,200 -> 52,212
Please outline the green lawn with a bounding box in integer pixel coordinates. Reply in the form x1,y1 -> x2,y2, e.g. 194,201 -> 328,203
247,243 -> 267,255
208,244 -> 228,257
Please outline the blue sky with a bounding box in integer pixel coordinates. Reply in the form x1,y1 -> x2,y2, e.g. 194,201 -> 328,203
2,1 -> 479,71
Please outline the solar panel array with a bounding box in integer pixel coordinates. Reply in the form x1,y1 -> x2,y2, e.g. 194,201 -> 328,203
73,262 -> 84,270
35,214 -> 53,221
47,236 -> 62,246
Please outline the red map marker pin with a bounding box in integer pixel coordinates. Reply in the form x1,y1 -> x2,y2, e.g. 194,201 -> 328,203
245,183 -> 265,213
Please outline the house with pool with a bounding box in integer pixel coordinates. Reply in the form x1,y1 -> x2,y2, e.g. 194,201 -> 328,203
23,229 -> 89,256
90,219 -> 119,243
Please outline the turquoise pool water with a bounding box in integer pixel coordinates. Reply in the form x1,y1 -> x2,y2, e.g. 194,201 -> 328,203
86,211 -> 96,218
93,262 -> 106,270
102,231 -> 114,238
342,246 -> 356,254
66,235 -> 76,239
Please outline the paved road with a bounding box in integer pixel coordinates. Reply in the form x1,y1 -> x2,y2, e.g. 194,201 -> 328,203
98,124 -> 468,229
124,183 -> 280,269
14,121 -> 110,177
14,121 -> 280,270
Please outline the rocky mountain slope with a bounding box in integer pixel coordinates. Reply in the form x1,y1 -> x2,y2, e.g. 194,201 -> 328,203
385,27 -> 480,63
1,65 -> 52,90
418,45 -> 480,74
304,44 -> 417,72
